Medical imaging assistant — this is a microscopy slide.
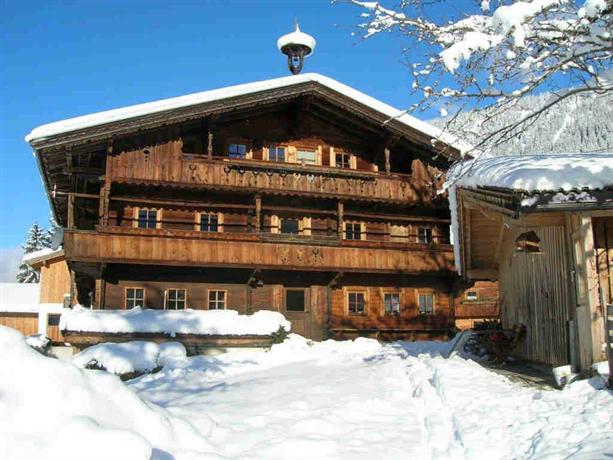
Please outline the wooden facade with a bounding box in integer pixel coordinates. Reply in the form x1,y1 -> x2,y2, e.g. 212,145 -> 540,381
28,76 -> 479,341
456,186 -> 612,370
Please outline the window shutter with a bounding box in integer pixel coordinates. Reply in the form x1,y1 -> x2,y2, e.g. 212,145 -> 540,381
218,212 -> 224,232
156,209 -> 163,229
271,215 -> 279,234
350,155 -> 357,170
360,222 -> 366,240
301,217 -> 312,236
329,147 -> 335,167
132,207 -> 139,229
194,212 -> 201,231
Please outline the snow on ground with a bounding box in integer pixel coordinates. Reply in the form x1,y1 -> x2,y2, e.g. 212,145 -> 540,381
130,334 -> 613,460
61,305 -> 290,336
0,326 -> 216,460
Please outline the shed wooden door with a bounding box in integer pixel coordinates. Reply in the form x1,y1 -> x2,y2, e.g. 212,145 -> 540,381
284,288 -> 311,338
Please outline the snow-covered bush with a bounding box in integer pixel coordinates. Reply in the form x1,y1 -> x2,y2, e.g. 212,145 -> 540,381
72,341 -> 161,379
25,333 -> 51,355
0,326 -> 215,459
158,341 -> 187,367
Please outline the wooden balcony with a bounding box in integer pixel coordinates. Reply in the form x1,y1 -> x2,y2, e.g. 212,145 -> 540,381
64,227 -> 455,274
454,301 -> 499,319
111,157 -> 435,204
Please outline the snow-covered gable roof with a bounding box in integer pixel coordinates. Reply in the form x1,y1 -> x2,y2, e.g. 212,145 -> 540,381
21,248 -> 64,267
446,153 -> 613,275
26,73 -> 471,155
447,153 -> 613,193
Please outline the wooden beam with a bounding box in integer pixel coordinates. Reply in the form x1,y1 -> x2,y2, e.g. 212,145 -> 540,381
67,193 -> 75,230
337,200 -> 344,240
466,268 -> 498,280
384,148 -> 391,174
254,194 -> 262,233
110,196 -> 253,211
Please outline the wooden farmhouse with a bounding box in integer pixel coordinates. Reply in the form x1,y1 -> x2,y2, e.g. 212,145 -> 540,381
26,73 -> 496,342
451,155 -> 613,373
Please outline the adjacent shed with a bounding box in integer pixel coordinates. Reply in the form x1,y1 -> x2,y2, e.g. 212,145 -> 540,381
448,154 -> 613,372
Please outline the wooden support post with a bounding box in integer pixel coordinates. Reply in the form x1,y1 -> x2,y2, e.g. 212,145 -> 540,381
69,268 -> 77,306
384,148 -> 391,174
207,130 -> 213,159
99,141 -> 113,226
326,272 -> 343,339
254,194 -> 262,233
246,269 -> 259,315
95,264 -> 107,309
67,193 -> 75,230
337,201 -> 344,240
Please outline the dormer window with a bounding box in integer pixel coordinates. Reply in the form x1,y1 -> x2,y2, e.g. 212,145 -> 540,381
268,146 -> 286,162
228,143 -> 247,159
296,148 -> 317,165
335,152 -> 351,169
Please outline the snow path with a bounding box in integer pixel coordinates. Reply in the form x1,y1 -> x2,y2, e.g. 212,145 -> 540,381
130,336 -> 613,459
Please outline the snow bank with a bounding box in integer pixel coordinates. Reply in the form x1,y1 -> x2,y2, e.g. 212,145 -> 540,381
72,341 -> 161,375
26,73 -> 472,155
60,306 -> 291,336
21,247 -> 59,264
0,326 -> 215,460
158,341 -> 187,366
0,282 -> 40,313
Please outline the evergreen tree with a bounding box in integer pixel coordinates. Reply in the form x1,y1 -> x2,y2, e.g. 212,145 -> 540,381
47,212 -> 61,245
16,222 -> 51,283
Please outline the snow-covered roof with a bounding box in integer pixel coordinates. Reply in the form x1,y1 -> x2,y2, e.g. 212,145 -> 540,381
448,153 -> 613,193
446,153 -> 613,275
26,73 -> 471,155
21,247 -> 64,266
0,283 -> 41,313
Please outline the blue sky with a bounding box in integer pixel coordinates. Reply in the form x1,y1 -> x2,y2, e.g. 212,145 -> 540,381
0,0 -> 467,250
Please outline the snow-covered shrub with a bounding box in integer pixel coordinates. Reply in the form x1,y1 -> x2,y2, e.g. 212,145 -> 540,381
25,333 -> 51,355
72,341 -> 161,380
158,341 -> 187,366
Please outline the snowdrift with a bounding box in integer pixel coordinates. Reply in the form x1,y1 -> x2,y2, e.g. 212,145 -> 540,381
0,326 -> 215,460
61,306 -> 291,336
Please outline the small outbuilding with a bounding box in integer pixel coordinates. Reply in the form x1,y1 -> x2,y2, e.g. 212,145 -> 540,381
448,154 -> 613,373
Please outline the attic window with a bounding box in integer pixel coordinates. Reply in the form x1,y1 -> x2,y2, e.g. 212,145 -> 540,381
515,231 -> 542,254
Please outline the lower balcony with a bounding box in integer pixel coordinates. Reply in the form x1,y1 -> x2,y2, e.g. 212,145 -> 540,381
64,227 -> 456,274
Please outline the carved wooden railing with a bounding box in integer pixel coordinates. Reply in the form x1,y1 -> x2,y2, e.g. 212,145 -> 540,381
113,157 -> 435,204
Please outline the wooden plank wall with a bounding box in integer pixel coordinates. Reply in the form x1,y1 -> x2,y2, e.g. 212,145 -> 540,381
498,213 -> 574,366
0,313 -> 38,336
39,259 -> 71,303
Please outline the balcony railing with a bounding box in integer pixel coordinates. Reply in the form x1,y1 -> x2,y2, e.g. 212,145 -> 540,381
64,226 -> 455,274
111,156 -> 436,204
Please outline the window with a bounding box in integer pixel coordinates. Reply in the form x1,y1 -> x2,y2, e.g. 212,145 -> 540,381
418,293 -> 434,315
296,149 -> 317,165
281,218 -> 300,234
285,289 -> 305,311
138,208 -> 158,229
208,290 -> 226,310
268,146 -> 286,162
345,222 -> 363,240
165,289 -> 186,310
348,292 -> 366,314
126,288 -> 145,309
228,143 -> 247,159
200,212 -> 219,232
418,227 -> 433,244
335,152 -> 351,169
466,291 -> 478,301
384,293 -> 400,315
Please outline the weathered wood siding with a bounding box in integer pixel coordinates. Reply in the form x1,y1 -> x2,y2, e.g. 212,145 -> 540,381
0,313 -> 38,336
498,214 -> 574,366
39,259 -> 71,304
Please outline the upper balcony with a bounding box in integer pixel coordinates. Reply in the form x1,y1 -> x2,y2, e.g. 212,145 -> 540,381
109,150 -> 441,206
64,226 -> 455,275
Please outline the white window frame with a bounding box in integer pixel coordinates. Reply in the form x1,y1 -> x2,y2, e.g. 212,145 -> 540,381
347,290 -> 367,315
208,289 -> 226,310
417,292 -> 435,315
195,211 -> 223,232
383,292 -> 401,315
125,287 -> 145,309
164,288 -> 187,310
134,207 -> 161,229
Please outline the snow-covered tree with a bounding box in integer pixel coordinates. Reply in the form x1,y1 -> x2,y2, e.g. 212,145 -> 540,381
349,0 -> 612,155
47,212 -> 61,244
16,222 -> 51,283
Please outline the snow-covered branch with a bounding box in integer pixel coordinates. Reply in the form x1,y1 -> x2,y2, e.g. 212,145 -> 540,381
348,0 -> 612,155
